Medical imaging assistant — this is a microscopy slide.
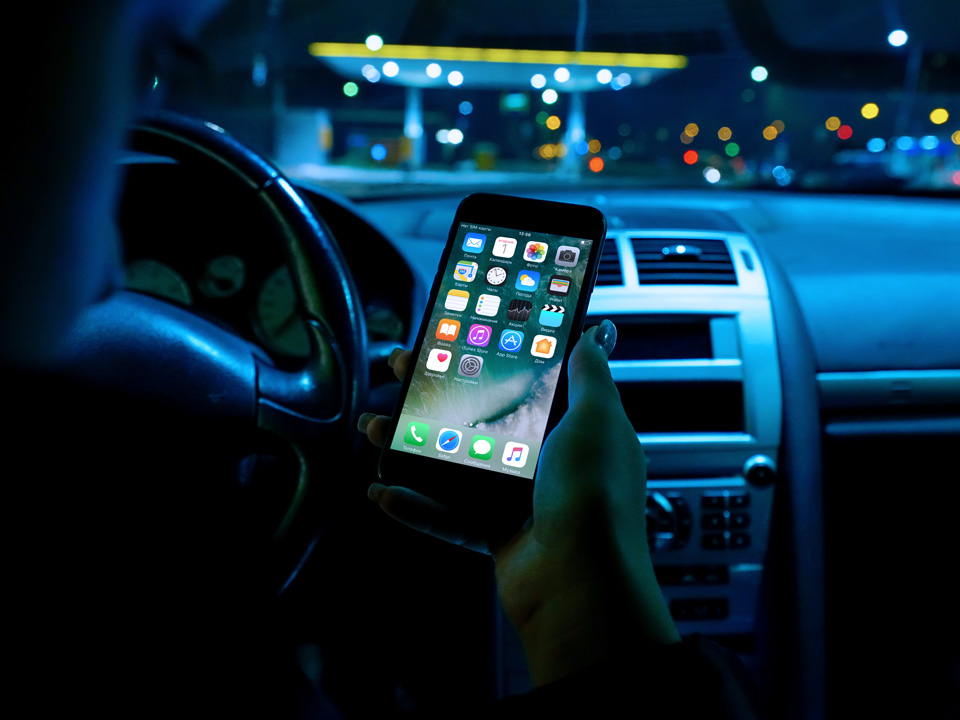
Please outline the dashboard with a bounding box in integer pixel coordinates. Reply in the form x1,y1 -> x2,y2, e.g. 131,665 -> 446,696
117,157 -> 960,716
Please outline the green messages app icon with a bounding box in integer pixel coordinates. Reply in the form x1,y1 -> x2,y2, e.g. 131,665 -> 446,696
404,421 -> 429,446
468,435 -> 495,460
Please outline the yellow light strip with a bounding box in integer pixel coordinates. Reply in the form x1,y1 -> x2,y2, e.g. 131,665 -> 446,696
308,42 -> 687,70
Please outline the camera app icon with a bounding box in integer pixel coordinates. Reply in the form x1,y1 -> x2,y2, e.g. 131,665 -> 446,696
555,245 -> 580,267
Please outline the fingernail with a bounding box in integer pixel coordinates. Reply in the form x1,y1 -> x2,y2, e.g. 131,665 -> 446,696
357,412 -> 376,433
367,483 -> 386,502
387,348 -> 404,368
594,319 -> 617,357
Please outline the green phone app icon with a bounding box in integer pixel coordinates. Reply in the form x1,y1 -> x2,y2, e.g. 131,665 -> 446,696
405,421 -> 430,446
468,435 -> 495,460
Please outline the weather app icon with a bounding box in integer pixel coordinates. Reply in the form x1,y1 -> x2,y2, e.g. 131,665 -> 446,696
498,329 -> 524,353
515,269 -> 540,291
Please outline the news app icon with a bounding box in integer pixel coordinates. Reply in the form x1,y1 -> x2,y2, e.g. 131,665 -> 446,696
436,428 -> 463,453
515,270 -> 540,291
492,236 -> 517,258
454,260 -> 478,282
555,245 -> 581,267
548,275 -> 571,296
502,442 -> 530,468
530,334 -> 557,359
539,303 -> 565,328
435,318 -> 460,341
445,289 -> 469,312
507,299 -> 532,322
462,233 -> 486,253
466,323 -> 492,347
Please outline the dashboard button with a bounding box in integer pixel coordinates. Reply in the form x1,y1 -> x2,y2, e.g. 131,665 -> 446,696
701,513 -> 725,530
730,533 -> 751,549
702,533 -> 726,550
730,512 -> 750,529
701,494 -> 726,510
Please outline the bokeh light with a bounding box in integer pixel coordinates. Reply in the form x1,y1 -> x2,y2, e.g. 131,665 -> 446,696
704,167 -> 721,183
535,111 -> 549,125
365,35 -> 383,51
725,142 -> 740,156
459,101 -> 473,115
554,67 -> 570,83
426,63 -> 442,78
825,116 -> 841,131
683,149 -> 699,164
751,66 -> 768,82
684,123 -> 699,137
361,64 -> 381,82
574,140 -> 589,155
952,130 -> 960,145
680,133 -> 694,145
867,138 -> 886,152
741,88 -> 756,102
596,69 -> 612,84
555,143 -> 567,158
538,143 -> 556,159
887,29 -> 908,47
542,89 -> 559,104
608,147 -> 622,160
447,128 -> 464,145
953,170 -> 960,186
531,73 -> 546,89
930,108 -> 949,125
382,61 -> 399,77
436,129 -> 450,144
588,139 -> 602,153
861,103 -> 879,119
545,115 -> 561,130
718,127 -> 732,141
589,156 -> 604,172
370,143 -> 387,161
343,81 -> 359,97
762,126 -> 778,140
837,125 -> 853,139
771,120 -> 785,133
896,136 -> 915,151
919,135 -> 939,150
447,70 -> 463,86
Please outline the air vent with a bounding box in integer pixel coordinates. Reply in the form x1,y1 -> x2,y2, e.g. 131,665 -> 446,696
632,237 -> 737,285
596,237 -> 623,286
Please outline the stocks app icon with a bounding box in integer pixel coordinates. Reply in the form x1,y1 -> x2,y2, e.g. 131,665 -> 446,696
507,299 -> 532,322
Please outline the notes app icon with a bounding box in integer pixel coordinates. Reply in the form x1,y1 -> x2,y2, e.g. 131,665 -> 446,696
445,289 -> 469,312
502,442 -> 530,468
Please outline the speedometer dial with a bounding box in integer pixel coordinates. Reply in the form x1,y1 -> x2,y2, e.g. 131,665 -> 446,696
124,259 -> 192,305
255,266 -> 310,358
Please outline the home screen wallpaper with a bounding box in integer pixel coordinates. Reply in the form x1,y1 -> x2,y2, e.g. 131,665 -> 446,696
390,222 -> 593,479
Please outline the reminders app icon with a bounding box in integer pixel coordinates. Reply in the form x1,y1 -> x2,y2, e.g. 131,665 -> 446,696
462,233 -> 486,253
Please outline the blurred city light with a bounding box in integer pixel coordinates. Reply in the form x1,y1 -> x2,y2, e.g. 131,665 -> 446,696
704,167 -> 721,183
930,108 -> 949,124
618,123 -> 631,137
447,70 -> 464,86
952,130 -> 960,145
588,139 -> 601,153
953,170 -> 960,186
447,129 -> 464,145
555,143 -> 567,158
382,61 -> 399,77
919,135 -> 939,150
361,64 -> 381,82
365,35 -> 383,51
546,115 -> 561,130
725,142 -> 740,156
896,136 -> 915,150
741,88 -> 756,102
763,126 -> 778,140
683,150 -> 698,164
554,67 -> 570,82
589,157 -> 604,172
343,81 -> 359,97
684,123 -> 699,137
542,89 -> 559,104
718,127 -> 732,141
772,165 -> 787,179
574,140 -> 589,155
608,147 -> 622,160
596,68 -> 612,84
867,137 -> 886,152
887,29 -> 908,47
535,111 -> 549,125
614,72 -> 632,87
825,116 -> 841,131
426,62 -> 442,78
459,101 -> 473,115
404,121 -> 423,139
861,103 -> 879,119
370,143 -> 387,161
539,143 -> 556,159
680,132 -> 693,144
771,119 -> 785,133
531,73 -> 547,89
837,125 -> 853,139
750,66 -> 768,82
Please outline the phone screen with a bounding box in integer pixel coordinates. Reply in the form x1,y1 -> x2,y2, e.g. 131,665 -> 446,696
388,221 -> 594,480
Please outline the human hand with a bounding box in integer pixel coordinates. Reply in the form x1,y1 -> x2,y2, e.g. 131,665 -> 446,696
358,320 -> 679,684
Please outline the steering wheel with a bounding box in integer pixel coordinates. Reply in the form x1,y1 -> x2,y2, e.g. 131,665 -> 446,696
61,113 -> 368,592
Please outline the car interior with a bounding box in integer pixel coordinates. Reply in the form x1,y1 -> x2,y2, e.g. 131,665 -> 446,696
10,1 -> 959,718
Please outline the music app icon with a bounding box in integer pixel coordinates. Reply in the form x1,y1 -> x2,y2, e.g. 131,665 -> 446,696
467,323 -> 492,347
501,442 -> 530,468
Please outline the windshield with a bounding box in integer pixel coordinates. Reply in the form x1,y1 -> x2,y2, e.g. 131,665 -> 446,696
161,0 -> 960,198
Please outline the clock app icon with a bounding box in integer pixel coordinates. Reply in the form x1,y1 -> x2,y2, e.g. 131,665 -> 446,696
485,266 -> 508,286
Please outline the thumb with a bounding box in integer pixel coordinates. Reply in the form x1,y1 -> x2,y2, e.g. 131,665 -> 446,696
566,319 -> 619,410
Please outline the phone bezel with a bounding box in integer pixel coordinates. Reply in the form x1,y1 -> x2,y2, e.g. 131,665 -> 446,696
377,193 -> 606,512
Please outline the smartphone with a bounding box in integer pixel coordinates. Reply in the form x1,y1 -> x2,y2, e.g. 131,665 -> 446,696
378,193 -> 606,517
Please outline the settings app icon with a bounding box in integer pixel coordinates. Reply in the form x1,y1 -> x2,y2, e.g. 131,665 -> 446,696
458,354 -> 483,377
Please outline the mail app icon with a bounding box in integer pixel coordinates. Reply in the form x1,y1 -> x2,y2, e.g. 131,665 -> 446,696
462,232 -> 487,253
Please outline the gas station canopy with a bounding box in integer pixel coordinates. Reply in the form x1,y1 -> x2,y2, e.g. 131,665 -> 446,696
308,42 -> 687,90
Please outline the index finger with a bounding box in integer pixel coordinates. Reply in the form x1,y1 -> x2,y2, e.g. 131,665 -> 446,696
388,348 -> 412,382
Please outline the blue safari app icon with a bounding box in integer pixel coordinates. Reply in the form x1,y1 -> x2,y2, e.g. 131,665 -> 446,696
498,329 -> 524,353
462,232 -> 486,253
